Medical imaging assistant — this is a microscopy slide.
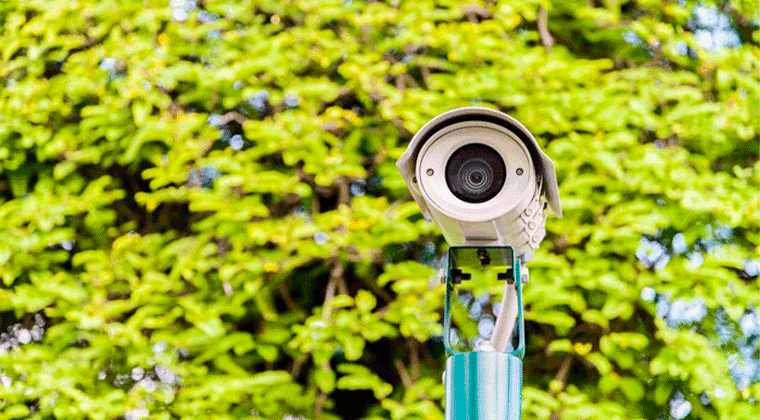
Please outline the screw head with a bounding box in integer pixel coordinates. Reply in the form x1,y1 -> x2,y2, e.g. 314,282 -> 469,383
516,168 -> 524,176
426,168 -> 434,176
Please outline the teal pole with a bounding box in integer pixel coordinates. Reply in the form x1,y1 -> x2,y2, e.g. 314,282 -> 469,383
444,351 -> 523,420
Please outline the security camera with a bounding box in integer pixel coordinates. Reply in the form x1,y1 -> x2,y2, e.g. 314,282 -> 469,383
397,107 -> 562,352
396,107 -> 561,263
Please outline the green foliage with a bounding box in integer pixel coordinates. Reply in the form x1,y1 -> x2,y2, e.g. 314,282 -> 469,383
0,0 -> 758,419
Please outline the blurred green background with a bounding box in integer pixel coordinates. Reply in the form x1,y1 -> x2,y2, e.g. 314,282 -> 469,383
0,0 -> 758,419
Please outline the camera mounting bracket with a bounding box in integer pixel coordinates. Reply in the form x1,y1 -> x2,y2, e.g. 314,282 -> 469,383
443,245 -> 525,359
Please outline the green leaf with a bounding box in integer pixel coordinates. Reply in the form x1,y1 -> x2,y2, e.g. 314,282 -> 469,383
355,290 -> 377,313
314,366 -> 336,393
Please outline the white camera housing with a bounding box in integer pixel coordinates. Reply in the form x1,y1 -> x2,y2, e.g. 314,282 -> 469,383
396,107 -> 561,262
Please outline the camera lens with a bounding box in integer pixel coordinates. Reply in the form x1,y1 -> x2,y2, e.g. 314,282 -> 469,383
445,144 -> 506,203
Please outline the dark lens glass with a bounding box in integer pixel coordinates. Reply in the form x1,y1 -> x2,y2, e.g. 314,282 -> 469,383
445,144 -> 506,203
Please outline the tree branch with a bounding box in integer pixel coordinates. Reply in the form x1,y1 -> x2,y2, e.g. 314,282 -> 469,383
393,359 -> 413,388
549,356 -> 574,420
408,339 -> 420,383
538,7 -> 555,53
322,260 -> 345,319
215,111 -> 247,126
290,354 -> 308,380
337,176 -> 350,206
279,283 -> 303,312
314,389 -> 327,418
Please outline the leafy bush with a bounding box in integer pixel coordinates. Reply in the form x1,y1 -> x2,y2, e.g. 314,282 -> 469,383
0,0 -> 758,419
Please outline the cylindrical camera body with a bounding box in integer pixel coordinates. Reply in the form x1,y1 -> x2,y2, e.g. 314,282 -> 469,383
445,351 -> 522,420
395,107 -> 562,263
